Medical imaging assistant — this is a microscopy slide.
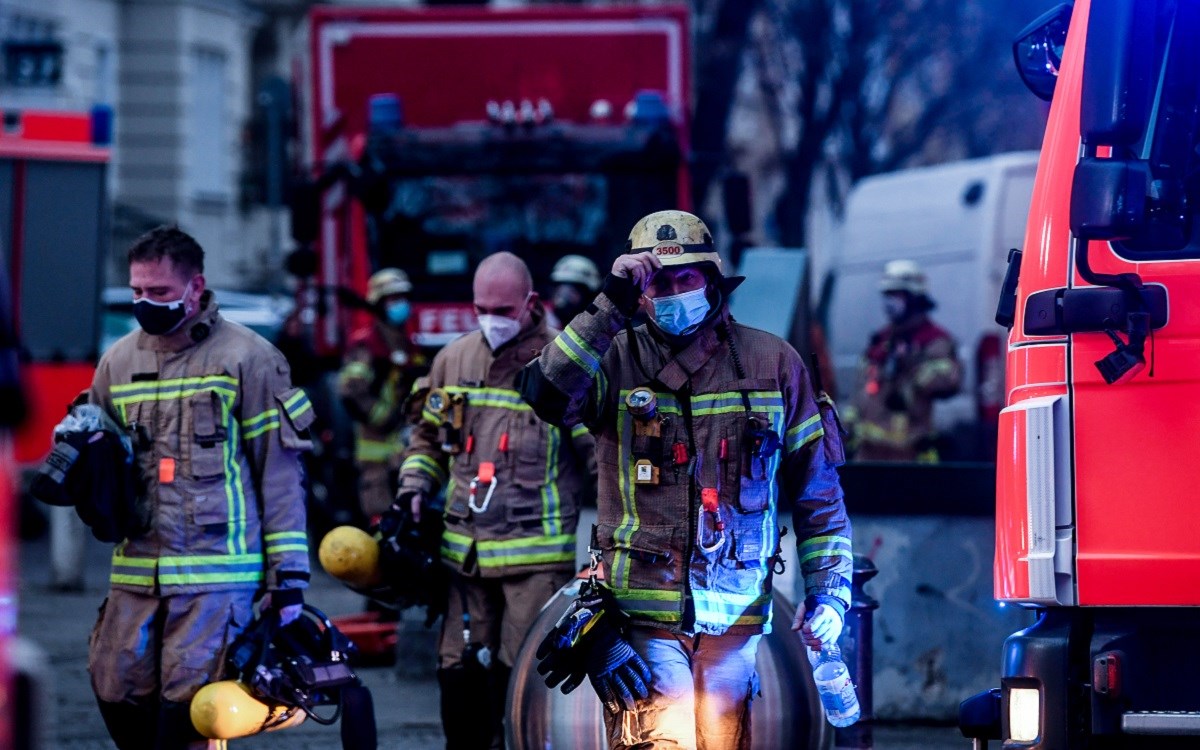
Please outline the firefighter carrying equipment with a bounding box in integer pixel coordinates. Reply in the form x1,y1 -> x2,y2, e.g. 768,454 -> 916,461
535,575 -> 652,714
552,254 -> 602,292
88,293 -> 313,598
191,603 -> 376,746
31,403 -> 146,542
366,267 -> 413,305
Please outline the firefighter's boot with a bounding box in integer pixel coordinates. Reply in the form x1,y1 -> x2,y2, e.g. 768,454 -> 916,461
156,699 -> 209,749
438,667 -> 496,750
97,699 -> 158,750
487,663 -> 512,750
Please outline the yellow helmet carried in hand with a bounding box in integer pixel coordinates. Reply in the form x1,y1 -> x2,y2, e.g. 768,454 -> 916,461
191,680 -> 306,739
367,268 -> 412,305
626,210 -> 723,273
319,526 -> 382,588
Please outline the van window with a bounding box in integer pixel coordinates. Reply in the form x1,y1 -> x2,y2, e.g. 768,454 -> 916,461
1113,0 -> 1200,260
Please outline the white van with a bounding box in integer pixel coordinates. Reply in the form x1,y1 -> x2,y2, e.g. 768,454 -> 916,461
822,151 -> 1038,458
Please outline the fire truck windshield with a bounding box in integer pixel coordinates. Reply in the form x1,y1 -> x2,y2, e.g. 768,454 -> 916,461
366,172 -> 614,299
1113,0 -> 1200,259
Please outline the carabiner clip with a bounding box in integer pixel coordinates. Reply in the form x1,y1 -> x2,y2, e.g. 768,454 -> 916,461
698,514 -> 725,554
468,461 -> 498,513
697,487 -> 726,553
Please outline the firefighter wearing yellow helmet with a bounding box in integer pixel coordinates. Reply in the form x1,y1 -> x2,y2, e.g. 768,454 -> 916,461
844,259 -> 962,461
337,268 -> 429,519
519,209 -> 853,748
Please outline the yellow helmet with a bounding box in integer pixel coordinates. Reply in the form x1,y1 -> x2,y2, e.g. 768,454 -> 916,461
318,526 -> 382,588
367,268 -> 412,305
879,259 -> 928,296
626,210 -> 723,274
191,680 -> 306,739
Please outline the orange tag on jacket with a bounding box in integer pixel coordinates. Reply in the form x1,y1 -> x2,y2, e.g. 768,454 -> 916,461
159,457 -> 176,484
478,461 -> 495,484
701,488 -> 719,513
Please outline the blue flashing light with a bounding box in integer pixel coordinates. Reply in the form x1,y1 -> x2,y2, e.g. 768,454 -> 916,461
630,90 -> 671,125
368,94 -> 404,134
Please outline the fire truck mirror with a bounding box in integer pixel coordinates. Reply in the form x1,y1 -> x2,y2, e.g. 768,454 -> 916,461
1080,0 -> 1156,146
1069,158 -> 1149,240
1012,3 -> 1072,102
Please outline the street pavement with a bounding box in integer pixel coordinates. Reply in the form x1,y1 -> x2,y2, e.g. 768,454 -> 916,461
17,531 -> 968,750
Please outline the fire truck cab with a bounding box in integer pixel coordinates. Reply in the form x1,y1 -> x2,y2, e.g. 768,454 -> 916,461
962,0 -> 1200,747
291,5 -> 690,356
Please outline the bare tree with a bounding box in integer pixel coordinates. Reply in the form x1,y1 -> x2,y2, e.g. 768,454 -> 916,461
727,0 -> 1052,247
690,0 -> 763,209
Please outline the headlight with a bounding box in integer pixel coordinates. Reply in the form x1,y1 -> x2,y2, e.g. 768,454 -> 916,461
1008,686 -> 1041,742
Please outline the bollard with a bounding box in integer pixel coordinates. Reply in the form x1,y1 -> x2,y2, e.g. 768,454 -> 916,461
48,506 -> 86,591
836,554 -> 879,750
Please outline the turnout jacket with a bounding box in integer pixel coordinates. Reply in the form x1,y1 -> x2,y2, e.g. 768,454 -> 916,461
520,282 -> 853,636
89,294 -> 313,596
848,316 -> 961,461
397,304 -> 596,578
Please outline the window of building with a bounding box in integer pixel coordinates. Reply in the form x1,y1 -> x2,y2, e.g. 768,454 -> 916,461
188,47 -> 228,201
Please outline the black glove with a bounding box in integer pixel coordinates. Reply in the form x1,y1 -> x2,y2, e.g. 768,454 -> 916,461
535,583 -> 651,713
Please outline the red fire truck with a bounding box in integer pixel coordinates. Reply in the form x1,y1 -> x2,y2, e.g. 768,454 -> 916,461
1,110 -> 109,466
962,0 -> 1200,747
0,109 -> 109,746
290,4 -> 690,354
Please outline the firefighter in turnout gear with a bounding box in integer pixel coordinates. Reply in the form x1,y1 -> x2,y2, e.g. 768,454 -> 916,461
519,210 -> 852,749
546,253 -> 603,330
395,251 -> 596,750
338,267 -> 428,518
85,226 -> 313,749
846,259 -> 962,462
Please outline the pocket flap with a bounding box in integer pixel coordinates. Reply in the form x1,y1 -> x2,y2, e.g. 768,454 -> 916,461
596,522 -> 676,562
273,388 -> 315,450
190,392 -> 219,438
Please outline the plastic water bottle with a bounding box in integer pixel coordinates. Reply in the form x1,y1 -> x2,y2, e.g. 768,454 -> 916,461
808,644 -> 861,727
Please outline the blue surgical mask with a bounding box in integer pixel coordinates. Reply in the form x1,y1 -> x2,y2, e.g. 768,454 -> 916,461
385,300 -> 411,326
652,288 -> 710,336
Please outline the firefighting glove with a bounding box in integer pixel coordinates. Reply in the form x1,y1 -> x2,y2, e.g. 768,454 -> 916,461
262,588 -> 305,627
535,582 -> 651,713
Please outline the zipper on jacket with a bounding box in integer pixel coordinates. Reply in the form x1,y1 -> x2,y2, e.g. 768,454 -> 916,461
679,382 -> 697,632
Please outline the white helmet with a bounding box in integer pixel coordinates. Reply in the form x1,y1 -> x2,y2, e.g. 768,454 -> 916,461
879,259 -> 928,296
550,255 -> 601,292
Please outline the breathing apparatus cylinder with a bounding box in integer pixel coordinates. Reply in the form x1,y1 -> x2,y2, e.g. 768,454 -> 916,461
319,525 -> 383,588
190,680 -> 306,739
